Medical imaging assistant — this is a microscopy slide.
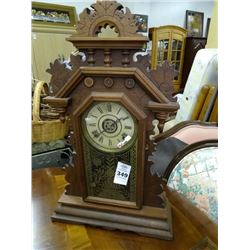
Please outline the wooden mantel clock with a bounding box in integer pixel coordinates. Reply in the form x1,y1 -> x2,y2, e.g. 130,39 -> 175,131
45,0 -> 179,240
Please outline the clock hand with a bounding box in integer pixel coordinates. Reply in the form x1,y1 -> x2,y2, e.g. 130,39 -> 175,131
92,129 -> 105,138
117,135 -> 132,148
115,117 -> 122,123
115,116 -> 128,123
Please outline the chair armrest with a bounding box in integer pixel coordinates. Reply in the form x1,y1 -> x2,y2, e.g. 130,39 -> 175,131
163,186 -> 218,245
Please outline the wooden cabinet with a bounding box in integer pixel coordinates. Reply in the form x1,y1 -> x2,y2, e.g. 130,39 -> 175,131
182,37 -> 207,89
149,25 -> 187,91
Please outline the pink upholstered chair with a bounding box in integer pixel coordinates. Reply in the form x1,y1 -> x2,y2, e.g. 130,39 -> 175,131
150,121 -> 218,245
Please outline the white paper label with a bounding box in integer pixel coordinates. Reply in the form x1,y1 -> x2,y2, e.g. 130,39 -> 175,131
113,161 -> 131,186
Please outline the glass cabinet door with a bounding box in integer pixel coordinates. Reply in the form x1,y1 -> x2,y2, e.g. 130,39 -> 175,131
171,39 -> 183,80
149,25 -> 187,91
157,39 -> 169,65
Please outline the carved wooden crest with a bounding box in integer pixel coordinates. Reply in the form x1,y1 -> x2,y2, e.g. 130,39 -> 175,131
76,1 -> 142,37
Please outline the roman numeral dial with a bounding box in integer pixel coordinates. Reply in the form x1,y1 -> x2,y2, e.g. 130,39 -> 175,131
82,101 -> 137,153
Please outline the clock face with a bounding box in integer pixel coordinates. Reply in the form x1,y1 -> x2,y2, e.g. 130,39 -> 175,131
82,101 -> 137,153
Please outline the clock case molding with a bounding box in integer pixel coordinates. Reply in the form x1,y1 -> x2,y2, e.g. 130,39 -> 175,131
44,1 -> 179,240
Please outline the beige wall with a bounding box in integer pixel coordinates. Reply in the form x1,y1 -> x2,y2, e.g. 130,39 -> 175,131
206,0 -> 218,48
32,26 -> 75,84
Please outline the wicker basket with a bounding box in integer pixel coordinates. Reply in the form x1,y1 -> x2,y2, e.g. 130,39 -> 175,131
32,81 -> 69,143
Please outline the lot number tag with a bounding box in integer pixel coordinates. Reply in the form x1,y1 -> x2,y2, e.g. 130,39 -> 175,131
113,161 -> 131,186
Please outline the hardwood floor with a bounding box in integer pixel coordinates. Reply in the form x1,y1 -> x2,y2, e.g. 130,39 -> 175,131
32,167 -> 204,250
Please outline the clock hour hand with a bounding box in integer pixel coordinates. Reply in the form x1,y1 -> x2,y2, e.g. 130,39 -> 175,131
115,116 -> 129,123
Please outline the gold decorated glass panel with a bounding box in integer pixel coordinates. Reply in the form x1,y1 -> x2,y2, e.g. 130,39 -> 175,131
81,101 -> 138,204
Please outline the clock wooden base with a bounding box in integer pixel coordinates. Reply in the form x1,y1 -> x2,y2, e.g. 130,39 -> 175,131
51,193 -> 173,240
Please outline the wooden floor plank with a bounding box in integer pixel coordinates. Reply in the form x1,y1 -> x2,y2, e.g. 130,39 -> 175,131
32,167 -> 204,250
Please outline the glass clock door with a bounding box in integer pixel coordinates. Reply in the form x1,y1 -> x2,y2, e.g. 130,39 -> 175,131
81,101 -> 138,208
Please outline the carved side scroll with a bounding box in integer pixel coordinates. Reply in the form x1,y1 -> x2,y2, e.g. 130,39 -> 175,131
46,54 -> 86,95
